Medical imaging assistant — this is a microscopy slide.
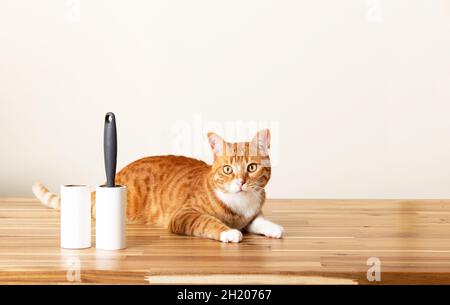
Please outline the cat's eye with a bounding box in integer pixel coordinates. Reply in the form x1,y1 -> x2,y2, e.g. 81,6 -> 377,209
223,165 -> 233,175
247,163 -> 258,173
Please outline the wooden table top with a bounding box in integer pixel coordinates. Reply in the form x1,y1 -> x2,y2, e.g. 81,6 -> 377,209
1,198 -> 450,284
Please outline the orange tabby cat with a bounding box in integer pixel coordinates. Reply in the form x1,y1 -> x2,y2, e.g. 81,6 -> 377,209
32,129 -> 283,243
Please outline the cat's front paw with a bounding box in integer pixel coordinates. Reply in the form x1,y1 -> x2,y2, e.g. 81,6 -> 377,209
262,223 -> 284,239
220,229 -> 243,243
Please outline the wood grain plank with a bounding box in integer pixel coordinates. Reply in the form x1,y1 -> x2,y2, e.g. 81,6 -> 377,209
1,198 -> 450,284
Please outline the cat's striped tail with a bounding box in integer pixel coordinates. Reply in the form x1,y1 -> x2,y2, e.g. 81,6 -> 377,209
32,182 -> 60,209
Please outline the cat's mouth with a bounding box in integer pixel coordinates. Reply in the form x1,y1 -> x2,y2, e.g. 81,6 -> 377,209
225,188 -> 245,194
224,181 -> 256,194
231,186 -> 249,194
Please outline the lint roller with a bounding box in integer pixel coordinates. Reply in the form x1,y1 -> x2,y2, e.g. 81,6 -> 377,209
60,184 -> 91,249
96,112 -> 127,250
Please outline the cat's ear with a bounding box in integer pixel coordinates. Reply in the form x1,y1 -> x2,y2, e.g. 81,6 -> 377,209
250,129 -> 270,156
208,132 -> 225,156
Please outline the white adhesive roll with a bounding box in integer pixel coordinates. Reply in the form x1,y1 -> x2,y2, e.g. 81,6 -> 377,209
60,185 -> 91,249
95,185 -> 127,250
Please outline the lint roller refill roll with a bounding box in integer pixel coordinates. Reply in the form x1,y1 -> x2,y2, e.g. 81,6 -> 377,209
95,185 -> 126,250
96,112 -> 127,250
60,185 -> 91,249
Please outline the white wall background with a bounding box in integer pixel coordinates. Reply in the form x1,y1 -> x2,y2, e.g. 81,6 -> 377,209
1,0 -> 450,198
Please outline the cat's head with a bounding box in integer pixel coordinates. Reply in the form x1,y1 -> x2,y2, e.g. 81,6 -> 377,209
207,129 -> 271,194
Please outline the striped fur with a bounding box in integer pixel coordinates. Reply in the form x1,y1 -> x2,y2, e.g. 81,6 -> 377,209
32,182 -> 60,209
32,129 -> 283,242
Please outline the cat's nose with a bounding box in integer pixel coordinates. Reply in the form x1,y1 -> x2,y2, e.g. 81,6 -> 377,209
235,179 -> 246,190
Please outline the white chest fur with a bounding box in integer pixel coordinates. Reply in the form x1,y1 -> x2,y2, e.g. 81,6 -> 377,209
214,190 -> 262,219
